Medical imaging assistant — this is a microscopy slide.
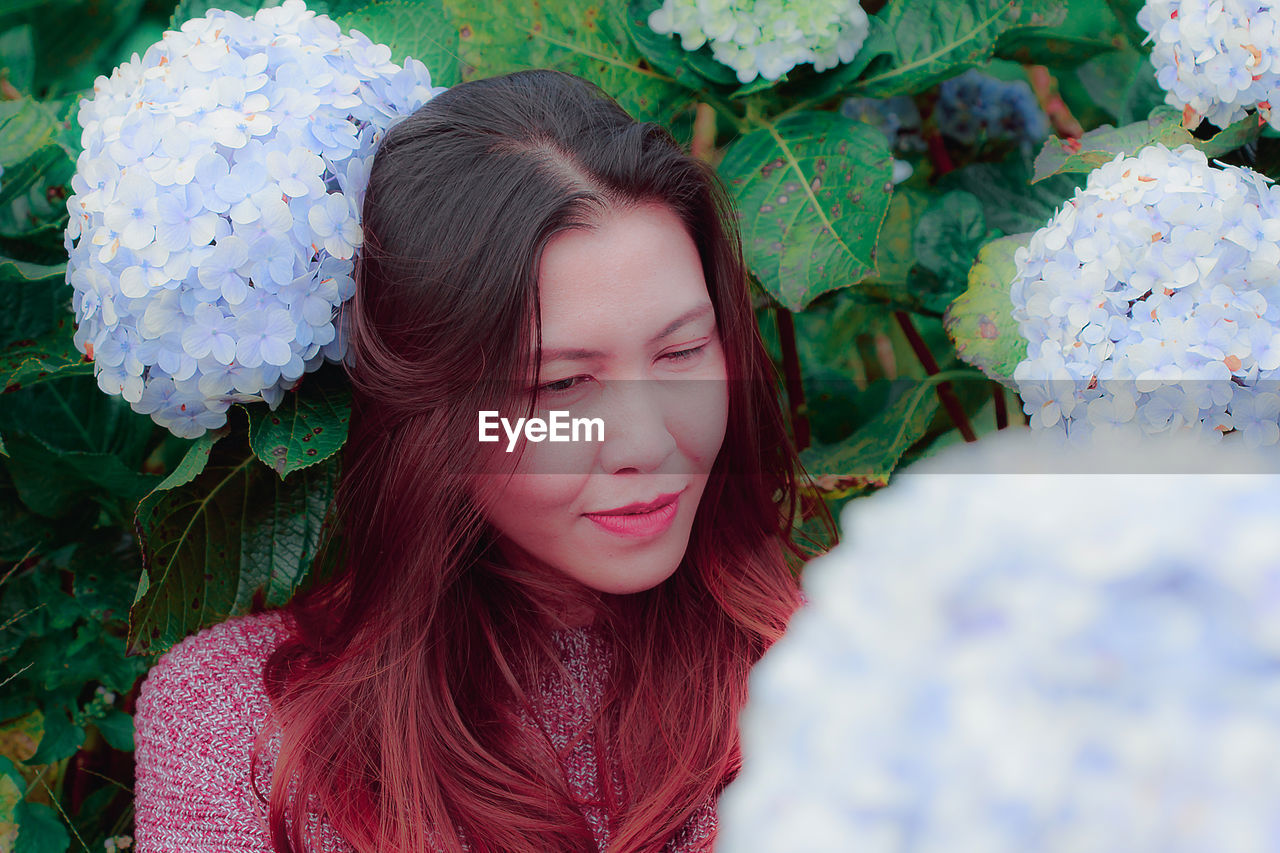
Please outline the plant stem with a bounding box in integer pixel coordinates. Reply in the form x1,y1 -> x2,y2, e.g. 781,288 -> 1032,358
691,103 -> 718,164
925,130 -> 955,176
893,311 -> 976,442
993,382 -> 1008,430
774,304 -> 810,451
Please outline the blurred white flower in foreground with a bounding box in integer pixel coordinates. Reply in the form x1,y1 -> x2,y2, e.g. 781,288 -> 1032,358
716,427 -> 1280,853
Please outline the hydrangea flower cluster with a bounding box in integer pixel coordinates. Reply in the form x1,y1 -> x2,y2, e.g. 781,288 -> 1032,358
934,68 -> 1050,154
715,427 -> 1280,853
1137,0 -> 1280,130
647,0 -> 870,84
1010,143 -> 1280,448
64,0 -> 444,439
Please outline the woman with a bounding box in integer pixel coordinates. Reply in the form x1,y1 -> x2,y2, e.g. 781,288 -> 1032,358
132,68 -> 834,853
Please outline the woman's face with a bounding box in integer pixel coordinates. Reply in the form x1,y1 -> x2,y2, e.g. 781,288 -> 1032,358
477,201 -> 729,614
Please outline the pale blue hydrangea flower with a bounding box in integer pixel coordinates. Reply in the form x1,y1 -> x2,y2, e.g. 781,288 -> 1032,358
1010,143 -> 1280,448
648,0 -> 870,84
716,427 -> 1280,853
65,0 -> 446,439
1138,0 -> 1280,130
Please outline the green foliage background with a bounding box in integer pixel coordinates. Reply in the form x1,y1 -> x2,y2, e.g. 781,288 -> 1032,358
1,0 -> 1273,848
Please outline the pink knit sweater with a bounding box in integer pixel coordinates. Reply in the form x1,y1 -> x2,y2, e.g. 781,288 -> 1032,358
133,608 -> 718,852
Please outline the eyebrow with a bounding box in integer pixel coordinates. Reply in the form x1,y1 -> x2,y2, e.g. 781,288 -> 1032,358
540,303 -> 715,362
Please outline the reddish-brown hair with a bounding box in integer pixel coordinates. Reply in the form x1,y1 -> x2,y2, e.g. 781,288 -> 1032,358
251,68 -> 835,853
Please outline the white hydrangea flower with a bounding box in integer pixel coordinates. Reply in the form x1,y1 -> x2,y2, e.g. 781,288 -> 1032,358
717,427 -> 1280,853
648,0 -> 870,85
1010,143 -> 1280,448
64,0 -> 446,439
1137,0 -> 1280,130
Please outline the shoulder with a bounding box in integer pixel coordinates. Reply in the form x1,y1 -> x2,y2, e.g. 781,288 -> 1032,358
136,608 -> 294,730
133,608 -> 298,853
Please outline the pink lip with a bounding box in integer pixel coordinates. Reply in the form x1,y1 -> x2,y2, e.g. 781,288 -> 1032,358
589,491 -> 682,516
584,492 -> 681,538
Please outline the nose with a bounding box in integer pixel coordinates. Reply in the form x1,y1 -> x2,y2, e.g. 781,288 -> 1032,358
596,379 -> 678,474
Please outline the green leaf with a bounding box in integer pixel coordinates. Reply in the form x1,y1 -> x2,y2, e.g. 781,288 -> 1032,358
622,0 -> 739,91
1104,0 -> 1151,50
0,144 -> 72,213
13,799 -> 69,853
91,709 -> 134,752
129,407 -> 340,656
849,0 -> 1066,98
1033,106 -> 1262,181
912,190 -> 1000,292
718,111 -> 895,311
23,703 -> 82,765
3,431 -> 161,517
0,98 -> 59,167
943,232 -> 1031,389
0,373 -> 154,461
937,150 -> 1087,236
440,0 -> 694,125
0,255 -> 67,348
0,25 -> 35,95
246,364 -> 351,479
866,184 -> 930,286
799,375 -> 948,495
1075,45 -> 1165,125
28,0 -> 144,97
336,0 -> 461,87
1196,111 -> 1264,158
0,319 -> 92,395
993,0 -> 1125,66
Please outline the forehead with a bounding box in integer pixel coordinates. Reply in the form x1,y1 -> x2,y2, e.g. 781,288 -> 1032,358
535,202 -> 711,353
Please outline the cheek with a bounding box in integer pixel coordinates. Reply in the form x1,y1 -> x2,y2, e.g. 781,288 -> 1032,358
477,472 -> 586,536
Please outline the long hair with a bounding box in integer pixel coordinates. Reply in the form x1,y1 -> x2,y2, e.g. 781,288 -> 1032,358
251,68 -> 836,853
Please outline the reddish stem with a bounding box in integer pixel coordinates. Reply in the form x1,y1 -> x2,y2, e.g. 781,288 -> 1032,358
774,304 -> 810,451
993,382 -> 1008,430
926,131 -> 955,176
893,311 -> 976,442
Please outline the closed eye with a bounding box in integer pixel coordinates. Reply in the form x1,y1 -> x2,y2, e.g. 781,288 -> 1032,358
539,375 -> 588,395
664,344 -> 707,362
536,344 -> 708,397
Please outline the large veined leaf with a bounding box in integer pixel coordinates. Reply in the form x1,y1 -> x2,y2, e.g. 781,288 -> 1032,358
1033,106 -> 1261,182
336,0 -> 462,87
943,232 -> 1031,389
246,363 -> 351,480
718,111 -> 894,311
128,406 -> 341,656
849,0 -> 1066,98
440,0 -> 694,125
